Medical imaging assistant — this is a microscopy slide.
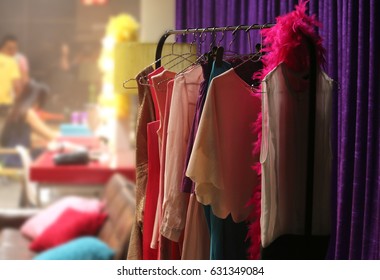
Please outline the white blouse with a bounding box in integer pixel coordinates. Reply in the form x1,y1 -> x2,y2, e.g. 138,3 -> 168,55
260,63 -> 333,247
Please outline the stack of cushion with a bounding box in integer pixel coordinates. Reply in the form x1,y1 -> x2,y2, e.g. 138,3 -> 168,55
20,196 -> 115,260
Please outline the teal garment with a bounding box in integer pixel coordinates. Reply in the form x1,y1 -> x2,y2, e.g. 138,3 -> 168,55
203,205 -> 222,259
34,237 -> 115,260
204,60 -> 231,260
203,60 -> 249,260
208,60 -> 232,85
204,206 -> 249,260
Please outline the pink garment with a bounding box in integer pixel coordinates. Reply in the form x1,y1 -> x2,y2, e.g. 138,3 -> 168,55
151,80 -> 174,250
148,67 -> 164,120
151,69 -> 176,150
161,65 -> 204,242
151,70 -> 176,124
181,194 -> 210,260
186,68 -> 261,222
148,79 -> 181,260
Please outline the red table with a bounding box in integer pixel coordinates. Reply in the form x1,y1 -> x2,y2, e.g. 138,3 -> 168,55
30,137 -> 136,185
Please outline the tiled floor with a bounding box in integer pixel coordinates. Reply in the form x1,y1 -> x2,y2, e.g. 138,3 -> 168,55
0,179 -> 21,208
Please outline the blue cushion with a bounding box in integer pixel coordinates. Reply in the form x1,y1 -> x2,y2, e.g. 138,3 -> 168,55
60,124 -> 93,137
34,237 -> 115,260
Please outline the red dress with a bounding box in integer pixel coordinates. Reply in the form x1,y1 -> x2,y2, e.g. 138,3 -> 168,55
142,121 -> 160,260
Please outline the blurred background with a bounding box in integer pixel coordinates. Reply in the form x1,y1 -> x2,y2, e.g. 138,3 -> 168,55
0,0 -> 176,208
0,0 -> 164,114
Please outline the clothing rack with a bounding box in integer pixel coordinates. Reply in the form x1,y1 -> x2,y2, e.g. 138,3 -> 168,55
154,23 -> 275,69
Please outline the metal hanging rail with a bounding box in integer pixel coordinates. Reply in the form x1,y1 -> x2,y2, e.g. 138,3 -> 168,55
154,23 -> 275,69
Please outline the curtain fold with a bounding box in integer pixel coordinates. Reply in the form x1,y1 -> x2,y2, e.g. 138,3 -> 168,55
176,0 -> 380,259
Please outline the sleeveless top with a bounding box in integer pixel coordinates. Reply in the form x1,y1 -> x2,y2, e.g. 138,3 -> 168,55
260,63 -> 333,247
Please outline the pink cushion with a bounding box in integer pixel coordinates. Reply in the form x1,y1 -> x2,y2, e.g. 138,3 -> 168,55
29,208 -> 107,252
21,197 -> 104,240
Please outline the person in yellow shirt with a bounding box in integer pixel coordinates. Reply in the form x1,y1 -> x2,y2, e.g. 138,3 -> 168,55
1,35 -> 30,87
0,41 -> 21,116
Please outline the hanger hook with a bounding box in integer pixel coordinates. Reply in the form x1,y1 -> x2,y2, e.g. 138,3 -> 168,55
182,28 -> 190,42
259,24 -> 264,53
245,24 -> 257,54
233,24 -> 243,35
189,28 -> 198,53
198,27 -> 208,52
217,25 -> 229,47
245,23 -> 258,33
209,27 -> 217,49
191,28 -> 198,44
181,28 -> 190,43
229,25 -> 242,51
200,27 -> 208,44
123,78 -> 136,89
247,30 -> 253,54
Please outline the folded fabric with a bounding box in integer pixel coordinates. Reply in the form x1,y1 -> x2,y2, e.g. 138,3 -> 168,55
34,237 -> 115,260
21,197 -> 104,240
29,208 -> 107,252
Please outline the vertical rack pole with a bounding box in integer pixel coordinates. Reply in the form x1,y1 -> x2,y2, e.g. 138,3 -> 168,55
155,32 -> 171,69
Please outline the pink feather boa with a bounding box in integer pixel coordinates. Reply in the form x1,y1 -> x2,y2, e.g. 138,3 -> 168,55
246,0 -> 326,260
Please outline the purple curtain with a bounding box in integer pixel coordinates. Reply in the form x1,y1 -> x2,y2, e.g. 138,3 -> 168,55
176,0 -> 380,259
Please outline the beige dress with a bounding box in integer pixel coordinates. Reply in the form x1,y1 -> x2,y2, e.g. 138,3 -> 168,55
186,68 -> 261,222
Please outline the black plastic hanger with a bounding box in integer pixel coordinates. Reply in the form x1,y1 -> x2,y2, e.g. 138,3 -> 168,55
215,46 -> 224,67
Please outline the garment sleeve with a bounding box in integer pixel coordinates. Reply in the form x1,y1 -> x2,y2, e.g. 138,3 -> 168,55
186,81 -> 223,206
160,78 -> 190,242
